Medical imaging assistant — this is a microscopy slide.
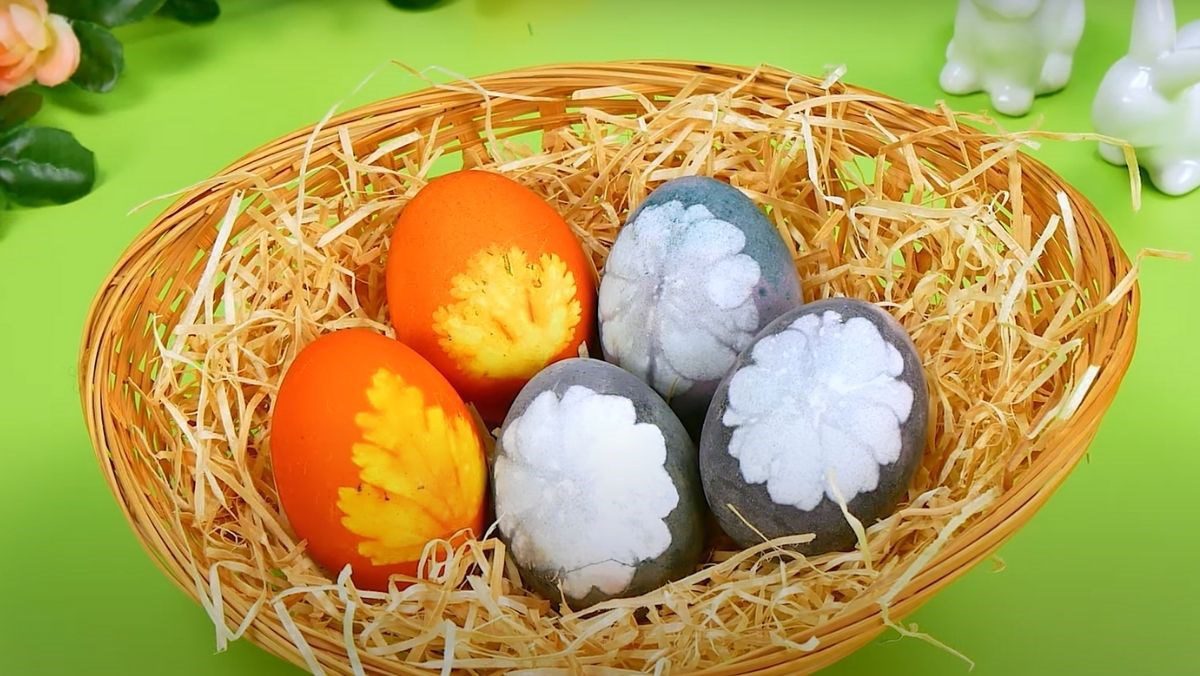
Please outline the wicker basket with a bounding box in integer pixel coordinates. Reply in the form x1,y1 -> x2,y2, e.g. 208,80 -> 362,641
79,60 -> 1137,674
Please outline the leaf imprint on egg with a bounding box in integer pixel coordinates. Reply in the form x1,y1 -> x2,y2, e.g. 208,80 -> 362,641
494,385 -> 679,599
599,201 -> 762,398
337,368 -> 486,565
433,245 -> 581,379
722,311 -> 915,510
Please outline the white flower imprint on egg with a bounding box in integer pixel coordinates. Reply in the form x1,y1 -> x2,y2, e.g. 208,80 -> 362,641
599,201 -> 762,398
721,311 -> 915,511
494,385 -> 680,599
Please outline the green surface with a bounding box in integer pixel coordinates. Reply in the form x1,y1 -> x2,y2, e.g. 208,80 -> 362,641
1,0 -> 1197,674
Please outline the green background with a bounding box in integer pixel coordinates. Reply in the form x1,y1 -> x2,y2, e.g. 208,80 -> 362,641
1,0 -> 1196,673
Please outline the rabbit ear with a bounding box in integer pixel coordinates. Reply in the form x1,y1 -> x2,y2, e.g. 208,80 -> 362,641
1131,0 -> 1177,61
1152,48 -> 1200,95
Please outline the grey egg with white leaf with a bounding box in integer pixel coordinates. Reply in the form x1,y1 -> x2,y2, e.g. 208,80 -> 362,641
598,176 -> 802,438
491,358 -> 706,609
699,298 -> 929,555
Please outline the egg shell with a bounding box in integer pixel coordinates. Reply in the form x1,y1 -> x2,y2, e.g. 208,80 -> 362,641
699,298 -> 928,555
386,170 -> 597,424
270,329 -> 487,591
598,176 -> 801,437
492,358 -> 706,609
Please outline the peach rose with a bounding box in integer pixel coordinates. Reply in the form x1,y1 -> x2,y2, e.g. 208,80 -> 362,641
0,0 -> 81,95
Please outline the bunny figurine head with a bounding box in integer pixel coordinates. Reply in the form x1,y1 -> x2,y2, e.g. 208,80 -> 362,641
1092,0 -> 1200,196
941,0 -> 1086,116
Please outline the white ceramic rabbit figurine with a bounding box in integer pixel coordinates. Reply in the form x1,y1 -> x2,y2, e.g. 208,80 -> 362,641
941,0 -> 1086,116
1092,0 -> 1200,196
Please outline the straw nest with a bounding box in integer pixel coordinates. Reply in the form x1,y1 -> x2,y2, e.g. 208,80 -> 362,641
80,61 -> 1154,674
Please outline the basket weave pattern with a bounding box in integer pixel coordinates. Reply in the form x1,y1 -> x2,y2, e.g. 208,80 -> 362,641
79,61 -> 1136,674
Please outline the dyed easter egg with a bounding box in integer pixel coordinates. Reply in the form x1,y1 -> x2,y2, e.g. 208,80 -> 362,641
492,358 -> 705,608
598,176 -> 801,436
270,329 -> 487,591
699,299 -> 928,555
386,170 -> 596,424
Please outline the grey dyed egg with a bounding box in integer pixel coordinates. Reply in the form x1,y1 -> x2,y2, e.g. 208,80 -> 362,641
598,176 -> 802,437
492,358 -> 706,609
699,298 -> 928,555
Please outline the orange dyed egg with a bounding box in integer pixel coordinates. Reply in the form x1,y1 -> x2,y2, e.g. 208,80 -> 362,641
270,328 -> 487,591
386,170 -> 597,423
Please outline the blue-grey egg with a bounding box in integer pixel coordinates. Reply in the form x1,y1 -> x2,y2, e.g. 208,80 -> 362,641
699,298 -> 928,554
492,358 -> 706,609
598,176 -> 802,437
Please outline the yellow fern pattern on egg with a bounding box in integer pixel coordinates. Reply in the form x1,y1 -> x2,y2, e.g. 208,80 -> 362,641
336,368 -> 485,566
432,245 -> 582,379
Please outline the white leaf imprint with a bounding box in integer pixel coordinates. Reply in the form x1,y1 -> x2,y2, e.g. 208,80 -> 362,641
722,311 -> 915,510
600,201 -> 762,398
495,386 -> 679,599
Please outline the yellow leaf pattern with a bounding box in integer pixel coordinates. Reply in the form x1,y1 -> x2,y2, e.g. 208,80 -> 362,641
337,368 -> 485,565
433,245 -> 582,379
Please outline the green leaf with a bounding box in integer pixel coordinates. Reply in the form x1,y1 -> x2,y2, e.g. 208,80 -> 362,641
0,127 -> 96,205
386,0 -> 442,8
158,0 -> 220,24
70,21 -> 125,93
49,0 -> 166,27
0,91 -> 44,131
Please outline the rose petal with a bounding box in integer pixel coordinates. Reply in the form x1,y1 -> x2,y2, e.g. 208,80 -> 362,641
0,12 -> 24,54
34,15 -> 79,87
1,47 -> 37,80
9,3 -> 48,51
0,66 -> 35,95
0,44 -> 29,68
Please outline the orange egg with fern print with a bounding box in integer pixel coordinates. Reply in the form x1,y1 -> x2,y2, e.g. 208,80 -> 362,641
270,328 -> 487,591
386,170 -> 597,424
